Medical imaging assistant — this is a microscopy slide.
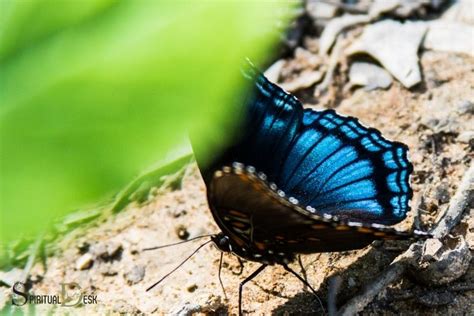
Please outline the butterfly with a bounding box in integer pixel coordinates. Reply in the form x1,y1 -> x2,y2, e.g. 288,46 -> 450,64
191,61 -> 428,314
146,61 -> 428,315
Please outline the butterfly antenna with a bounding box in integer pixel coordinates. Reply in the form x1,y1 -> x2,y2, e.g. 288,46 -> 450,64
142,234 -> 215,251
146,239 -> 213,292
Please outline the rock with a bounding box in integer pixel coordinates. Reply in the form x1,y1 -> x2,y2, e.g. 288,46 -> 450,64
319,14 -> 371,55
92,242 -> 123,261
369,0 -> 400,18
280,70 -> 323,92
421,238 -> 443,261
349,62 -> 393,90
306,0 -> 339,24
170,295 -> 224,316
176,225 -> 190,240
99,263 -> 118,276
113,299 -> 141,314
411,235 -> 472,286
457,131 -> 474,144
369,0 -> 439,18
125,265 -> 146,284
457,100 -> 474,115
171,204 -> 187,218
434,181 -> 450,204
347,277 -> 356,288
417,290 -> 455,307
294,47 -> 323,69
76,253 -> 93,270
186,283 -> 198,292
347,20 -> 428,88
264,59 -> 285,83
423,21 -> 474,57
171,302 -> 201,316
442,0 -> 474,25
421,113 -> 460,134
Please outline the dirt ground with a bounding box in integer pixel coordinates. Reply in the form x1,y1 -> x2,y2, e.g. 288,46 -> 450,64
4,48 -> 470,315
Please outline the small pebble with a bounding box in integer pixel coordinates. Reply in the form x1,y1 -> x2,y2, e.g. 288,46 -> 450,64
457,100 -> 474,115
347,277 -> 356,288
176,225 -> 190,240
125,265 -> 146,284
421,238 -> 443,261
99,263 -> 118,276
92,242 -> 123,261
76,253 -> 93,270
434,181 -> 450,204
349,62 -> 393,91
412,235 -> 472,285
187,283 -> 198,293
172,205 -> 187,218
457,131 -> 474,144
106,242 -> 123,258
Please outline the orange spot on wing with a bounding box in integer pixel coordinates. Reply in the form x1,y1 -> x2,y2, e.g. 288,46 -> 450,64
357,227 -> 374,233
311,224 -> 327,230
232,221 -> 247,228
335,225 -> 351,231
229,210 -> 247,218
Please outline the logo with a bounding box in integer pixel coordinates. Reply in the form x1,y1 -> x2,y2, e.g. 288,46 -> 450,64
12,282 -> 98,307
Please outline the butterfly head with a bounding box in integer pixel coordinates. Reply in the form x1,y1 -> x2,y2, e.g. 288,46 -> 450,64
211,233 -> 233,253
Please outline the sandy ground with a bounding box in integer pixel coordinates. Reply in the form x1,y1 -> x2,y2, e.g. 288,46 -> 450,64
3,50 -> 469,315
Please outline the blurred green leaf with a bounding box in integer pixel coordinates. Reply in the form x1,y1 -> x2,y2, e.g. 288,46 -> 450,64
0,1 -> 291,247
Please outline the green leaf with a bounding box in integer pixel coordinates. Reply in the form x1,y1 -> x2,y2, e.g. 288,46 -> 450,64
0,1 -> 291,245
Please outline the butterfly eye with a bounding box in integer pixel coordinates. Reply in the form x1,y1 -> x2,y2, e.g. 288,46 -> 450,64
212,234 -> 231,252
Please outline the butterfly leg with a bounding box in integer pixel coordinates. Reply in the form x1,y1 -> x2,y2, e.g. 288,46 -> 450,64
282,264 -> 325,314
232,256 -> 245,276
218,252 -> 228,300
239,264 -> 267,316
297,255 -> 308,288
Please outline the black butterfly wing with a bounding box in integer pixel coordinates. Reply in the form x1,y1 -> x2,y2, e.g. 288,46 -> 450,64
208,164 -> 418,255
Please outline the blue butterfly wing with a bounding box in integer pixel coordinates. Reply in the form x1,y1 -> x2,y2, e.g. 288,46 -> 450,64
279,109 -> 412,224
238,67 -> 303,181
230,66 -> 413,225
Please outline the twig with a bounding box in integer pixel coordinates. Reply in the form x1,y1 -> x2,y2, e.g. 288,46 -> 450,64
315,35 -> 343,95
430,164 -> 474,238
337,163 -> 473,315
338,246 -> 417,316
328,276 -> 342,316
